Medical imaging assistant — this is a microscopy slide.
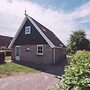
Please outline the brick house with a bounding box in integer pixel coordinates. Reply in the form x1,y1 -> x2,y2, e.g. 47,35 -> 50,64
9,14 -> 66,66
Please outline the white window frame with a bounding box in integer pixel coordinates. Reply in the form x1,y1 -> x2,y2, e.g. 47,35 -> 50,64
37,45 -> 43,55
15,46 -> 20,61
25,26 -> 31,34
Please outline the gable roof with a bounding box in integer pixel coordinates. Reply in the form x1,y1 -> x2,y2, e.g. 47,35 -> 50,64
0,35 -> 13,48
9,14 -> 65,48
31,17 -> 65,48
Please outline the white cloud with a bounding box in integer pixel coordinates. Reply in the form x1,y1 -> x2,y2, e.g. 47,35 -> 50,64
0,0 -> 90,45
69,1 -> 90,22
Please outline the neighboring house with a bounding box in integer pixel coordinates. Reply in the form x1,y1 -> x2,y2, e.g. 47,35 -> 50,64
0,35 -> 13,50
9,14 -> 66,66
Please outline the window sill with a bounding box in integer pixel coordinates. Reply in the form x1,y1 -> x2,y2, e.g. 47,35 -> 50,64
37,53 -> 43,56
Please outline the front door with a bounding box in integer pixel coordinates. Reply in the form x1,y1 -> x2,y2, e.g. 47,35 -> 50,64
15,46 -> 20,61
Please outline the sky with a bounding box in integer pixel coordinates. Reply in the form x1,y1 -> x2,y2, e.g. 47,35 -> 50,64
0,0 -> 90,45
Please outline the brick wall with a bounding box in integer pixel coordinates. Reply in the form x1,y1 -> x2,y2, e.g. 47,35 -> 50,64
11,45 -> 66,66
11,44 -> 53,65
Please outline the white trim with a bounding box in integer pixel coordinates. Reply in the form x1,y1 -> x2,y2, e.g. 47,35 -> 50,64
37,45 -> 43,55
15,46 -> 20,61
27,15 -> 55,48
8,17 -> 27,48
55,46 -> 64,48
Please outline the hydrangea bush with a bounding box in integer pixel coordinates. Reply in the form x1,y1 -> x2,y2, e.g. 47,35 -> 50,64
58,51 -> 90,90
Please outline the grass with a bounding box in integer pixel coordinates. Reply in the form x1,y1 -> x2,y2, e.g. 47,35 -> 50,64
0,62 -> 38,78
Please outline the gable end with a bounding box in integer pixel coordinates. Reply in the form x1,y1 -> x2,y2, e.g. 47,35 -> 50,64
13,19 -> 48,45
9,14 -> 65,48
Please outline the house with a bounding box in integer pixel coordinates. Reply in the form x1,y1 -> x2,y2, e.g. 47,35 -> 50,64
0,35 -> 13,50
9,13 -> 66,66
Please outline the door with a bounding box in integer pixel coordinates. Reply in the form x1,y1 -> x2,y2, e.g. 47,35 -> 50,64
15,46 -> 20,61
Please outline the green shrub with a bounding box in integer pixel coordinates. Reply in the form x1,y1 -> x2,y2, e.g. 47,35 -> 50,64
58,50 -> 90,90
0,51 -> 5,63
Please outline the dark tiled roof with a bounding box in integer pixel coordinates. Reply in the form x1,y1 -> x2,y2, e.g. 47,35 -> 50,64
31,17 -> 66,48
0,35 -> 13,48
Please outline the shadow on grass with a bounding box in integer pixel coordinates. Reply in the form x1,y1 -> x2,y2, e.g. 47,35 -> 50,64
0,62 -> 6,65
13,59 -> 68,76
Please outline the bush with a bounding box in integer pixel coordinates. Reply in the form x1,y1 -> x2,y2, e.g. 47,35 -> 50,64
58,51 -> 90,90
0,51 -> 5,63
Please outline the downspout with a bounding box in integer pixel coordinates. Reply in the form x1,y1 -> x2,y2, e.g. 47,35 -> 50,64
53,48 -> 55,64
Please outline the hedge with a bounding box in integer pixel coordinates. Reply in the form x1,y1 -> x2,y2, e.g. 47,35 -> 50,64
58,50 -> 90,90
0,51 -> 5,63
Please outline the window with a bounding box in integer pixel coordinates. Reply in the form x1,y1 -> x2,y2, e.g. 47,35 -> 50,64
37,45 -> 43,55
25,26 -> 31,34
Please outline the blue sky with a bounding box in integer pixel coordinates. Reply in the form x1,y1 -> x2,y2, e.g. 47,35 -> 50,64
30,0 -> 89,10
0,0 -> 90,45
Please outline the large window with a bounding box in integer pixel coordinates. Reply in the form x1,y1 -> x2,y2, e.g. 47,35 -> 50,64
25,26 -> 31,34
37,45 -> 43,55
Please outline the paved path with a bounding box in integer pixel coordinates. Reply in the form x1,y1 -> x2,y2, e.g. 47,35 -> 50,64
0,60 -> 67,90
0,72 -> 59,90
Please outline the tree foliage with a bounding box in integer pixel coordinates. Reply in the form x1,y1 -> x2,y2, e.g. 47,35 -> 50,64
67,30 -> 90,54
58,51 -> 90,90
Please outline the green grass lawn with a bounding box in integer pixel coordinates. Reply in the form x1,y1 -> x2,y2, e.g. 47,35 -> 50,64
0,62 -> 38,78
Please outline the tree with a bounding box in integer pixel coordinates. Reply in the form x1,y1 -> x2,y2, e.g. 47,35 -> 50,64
67,29 -> 90,54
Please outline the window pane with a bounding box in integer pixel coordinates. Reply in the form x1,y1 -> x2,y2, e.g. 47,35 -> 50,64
38,50 -> 42,53
25,26 -> 31,34
37,45 -> 43,55
38,46 -> 42,49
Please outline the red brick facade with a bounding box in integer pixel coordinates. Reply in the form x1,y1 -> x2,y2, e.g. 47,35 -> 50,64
11,44 -> 66,66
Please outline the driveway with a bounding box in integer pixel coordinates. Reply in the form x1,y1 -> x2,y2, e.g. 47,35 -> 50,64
0,72 -> 59,90
0,60 -> 67,90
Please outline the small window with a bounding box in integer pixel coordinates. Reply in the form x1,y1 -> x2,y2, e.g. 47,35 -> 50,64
25,26 -> 31,34
37,45 -> 43,55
